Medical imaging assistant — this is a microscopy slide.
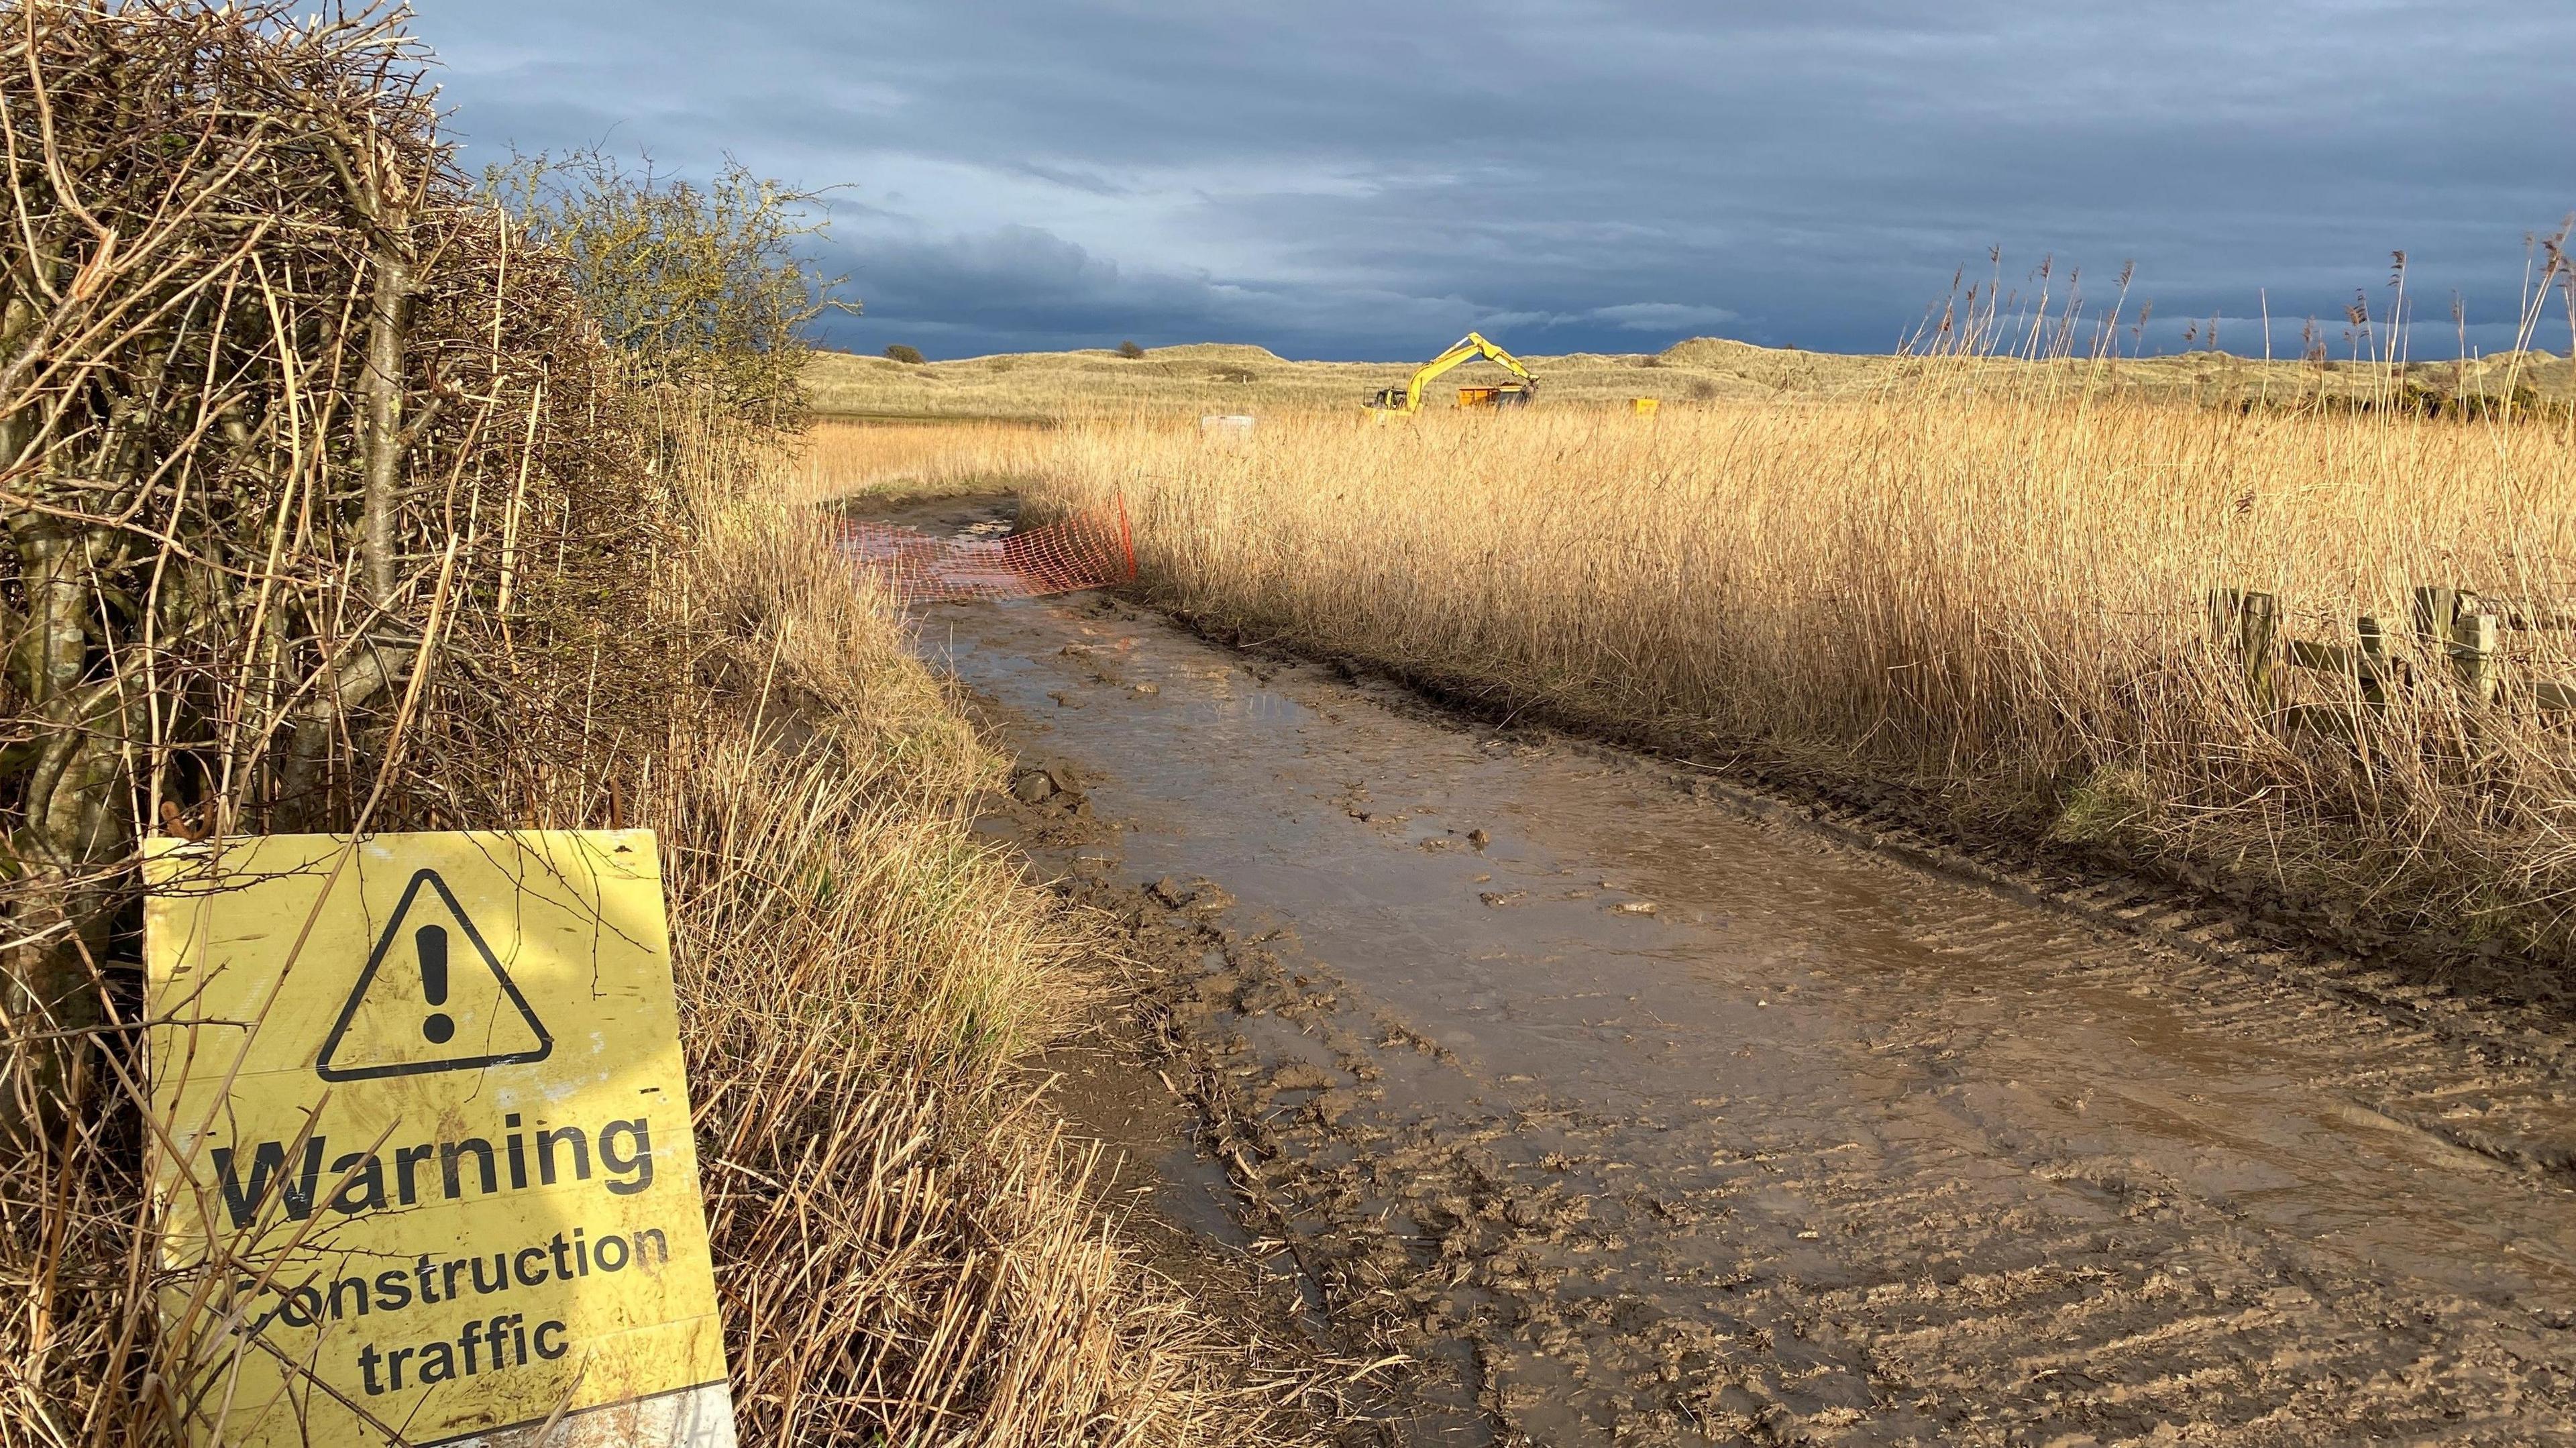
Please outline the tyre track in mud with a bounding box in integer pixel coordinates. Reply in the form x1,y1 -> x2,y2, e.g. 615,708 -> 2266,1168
888,499 -> 2576,1446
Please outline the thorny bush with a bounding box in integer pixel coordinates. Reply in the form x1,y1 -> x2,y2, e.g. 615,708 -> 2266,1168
0,2 -> 675,1437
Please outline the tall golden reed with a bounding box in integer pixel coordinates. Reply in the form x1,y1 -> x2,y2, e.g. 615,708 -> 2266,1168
788,419 -> 1058,505
1022,400 -> 2576,959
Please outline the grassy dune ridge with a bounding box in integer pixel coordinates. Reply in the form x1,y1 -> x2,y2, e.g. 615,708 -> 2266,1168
877,398 -> 2576,972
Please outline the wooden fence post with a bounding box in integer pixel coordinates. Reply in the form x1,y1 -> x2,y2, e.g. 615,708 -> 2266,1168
2451,610 -> 2500,704
2239,592 -> 2278,708
2356,614 -> 2392,710
2206,587 -> 2279,708
2412,585 -> 2459,647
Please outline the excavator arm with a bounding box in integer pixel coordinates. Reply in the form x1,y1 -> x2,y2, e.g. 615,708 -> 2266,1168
1368,331 -> 1538,413
1402,331 -> 1536,411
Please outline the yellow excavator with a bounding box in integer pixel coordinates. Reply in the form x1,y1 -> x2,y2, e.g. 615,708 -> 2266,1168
1364,331 -> 1538,416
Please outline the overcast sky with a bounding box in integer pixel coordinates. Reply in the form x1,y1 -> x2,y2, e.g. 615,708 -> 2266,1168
415,1 -> 2576,361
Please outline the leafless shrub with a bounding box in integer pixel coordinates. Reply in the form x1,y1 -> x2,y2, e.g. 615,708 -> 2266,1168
0,1 -> 680,1436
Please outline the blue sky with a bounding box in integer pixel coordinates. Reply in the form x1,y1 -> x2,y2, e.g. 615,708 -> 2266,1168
415,1 -> 2576,361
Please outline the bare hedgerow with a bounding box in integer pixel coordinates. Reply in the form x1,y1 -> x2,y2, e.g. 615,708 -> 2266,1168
0,9 -> 1296,1448
0,1 -> 680,1438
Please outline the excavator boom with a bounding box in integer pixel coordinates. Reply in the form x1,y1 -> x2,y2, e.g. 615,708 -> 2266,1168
1366,331 -> 1538,414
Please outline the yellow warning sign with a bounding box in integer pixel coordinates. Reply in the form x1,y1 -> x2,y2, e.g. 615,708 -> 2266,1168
146,830 -> 734,1447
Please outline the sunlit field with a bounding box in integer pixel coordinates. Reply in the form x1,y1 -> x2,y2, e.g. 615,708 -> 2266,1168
806,334 -> 2576,421
786,419 -> 1056,503
882,394 -> 2576,962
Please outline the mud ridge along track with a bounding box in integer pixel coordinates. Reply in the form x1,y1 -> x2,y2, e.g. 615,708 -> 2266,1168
887,496 -> 2576,1447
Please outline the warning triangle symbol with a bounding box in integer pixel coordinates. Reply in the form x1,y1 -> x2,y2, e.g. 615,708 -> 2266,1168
315,869 -> 553,1082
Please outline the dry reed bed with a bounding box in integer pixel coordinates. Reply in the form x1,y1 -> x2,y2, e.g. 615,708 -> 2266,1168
1021,402 -> 2576,965
789,420 -> 1059,506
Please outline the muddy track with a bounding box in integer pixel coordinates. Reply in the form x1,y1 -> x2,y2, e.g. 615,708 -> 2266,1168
885,498 -> 2576,1446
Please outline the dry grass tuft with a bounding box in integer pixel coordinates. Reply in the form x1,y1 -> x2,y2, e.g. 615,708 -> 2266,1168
651,675 -> 1247,1446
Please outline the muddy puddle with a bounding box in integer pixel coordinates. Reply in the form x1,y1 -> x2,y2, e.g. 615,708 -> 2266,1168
884,497 -> 2576,1445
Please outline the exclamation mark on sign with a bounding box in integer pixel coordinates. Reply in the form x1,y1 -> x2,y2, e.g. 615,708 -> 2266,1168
418,924 -> 455,1044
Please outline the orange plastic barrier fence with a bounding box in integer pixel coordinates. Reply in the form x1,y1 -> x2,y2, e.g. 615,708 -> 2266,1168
834,497 -> 1135,605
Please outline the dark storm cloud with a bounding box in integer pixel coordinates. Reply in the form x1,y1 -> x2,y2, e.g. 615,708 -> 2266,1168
415,1 -> 2576,359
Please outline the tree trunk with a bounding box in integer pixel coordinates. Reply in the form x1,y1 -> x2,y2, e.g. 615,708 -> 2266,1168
361,244 -> 410,604
0,518 -> 119,1149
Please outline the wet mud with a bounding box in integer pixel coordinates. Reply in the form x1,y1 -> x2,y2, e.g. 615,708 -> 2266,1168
888,497 -> 2576,1445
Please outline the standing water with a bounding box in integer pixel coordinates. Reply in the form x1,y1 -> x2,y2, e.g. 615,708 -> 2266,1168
892,496 -> 2576,1445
